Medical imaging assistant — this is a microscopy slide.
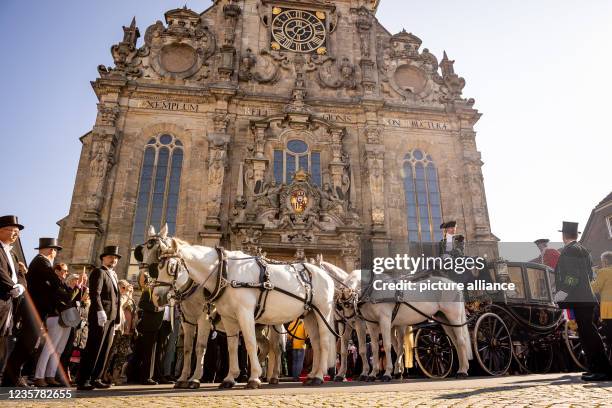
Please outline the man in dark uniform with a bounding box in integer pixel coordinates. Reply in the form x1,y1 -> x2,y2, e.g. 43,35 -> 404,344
3,237 -> 62,386
132,271 -> 163,385
77,246 -> 121,390
0,216 -> 27,385
554,221 -> 612,381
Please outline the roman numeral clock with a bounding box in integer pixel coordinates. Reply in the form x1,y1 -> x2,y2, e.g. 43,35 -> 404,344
271,7 -> 327,54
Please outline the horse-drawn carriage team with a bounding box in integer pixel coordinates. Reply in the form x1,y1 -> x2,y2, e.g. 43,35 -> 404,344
1,214 -> 612,391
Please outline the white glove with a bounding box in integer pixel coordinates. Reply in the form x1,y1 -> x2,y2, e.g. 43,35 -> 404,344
97,310 -> 108,327
10,284 -> 25,298
554,290 -> 568,303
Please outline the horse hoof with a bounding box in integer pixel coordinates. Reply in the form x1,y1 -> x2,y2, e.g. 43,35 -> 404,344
334,375 -> 345,382
188,381 -> 200,389
269,378 -> 279,385
456,372 -> 469,379
358,375 -> 368,382
382,375 -> 392,383
367,376 -> 377,382
305,377 -> 323,386
302,378 -> 313,385
174,381 -> 189,389
219,380 -> 235,389
393,373 -> 402,380
246,380 -> 261,389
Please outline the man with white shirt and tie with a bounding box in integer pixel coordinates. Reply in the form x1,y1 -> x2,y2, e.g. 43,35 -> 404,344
77,246 -> 121,391
0,215 -> 27,384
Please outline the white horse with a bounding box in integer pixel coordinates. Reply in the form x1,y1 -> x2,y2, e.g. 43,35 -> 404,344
338,270 -> 473,380
317,260 -> 408,381
138,225 -> 337,389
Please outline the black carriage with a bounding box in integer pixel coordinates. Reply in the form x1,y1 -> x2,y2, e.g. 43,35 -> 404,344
413,261 -> 581,378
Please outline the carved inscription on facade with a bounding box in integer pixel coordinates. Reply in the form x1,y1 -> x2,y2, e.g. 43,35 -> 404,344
140,100 -> 201,112
384,117 -> 450,131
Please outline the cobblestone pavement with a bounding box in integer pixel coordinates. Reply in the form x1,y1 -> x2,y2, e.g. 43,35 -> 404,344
2,373 -> 612,407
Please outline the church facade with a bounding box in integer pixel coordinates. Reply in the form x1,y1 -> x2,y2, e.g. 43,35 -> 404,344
58,0 -> 496,280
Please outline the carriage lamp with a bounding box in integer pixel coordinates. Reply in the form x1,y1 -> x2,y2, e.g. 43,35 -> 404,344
493,260 -> 509,282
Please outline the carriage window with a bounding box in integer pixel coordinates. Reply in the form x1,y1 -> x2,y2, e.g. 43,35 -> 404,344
402,150 -> 443,243
131,134 -> 184,246
526,267 -> 549,301
506,267 -> 526,299
274,140 -> 321,186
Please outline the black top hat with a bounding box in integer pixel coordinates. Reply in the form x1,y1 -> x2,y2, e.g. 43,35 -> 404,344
534,238 -> 550,245
559,221 -> 581,235
35,238 -> 62,251
100,245 -> 122,260
0,215 -> 24,231
441,221 -> 457,229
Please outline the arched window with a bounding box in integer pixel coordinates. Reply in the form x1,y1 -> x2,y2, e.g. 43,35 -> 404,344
402,149 -> 443,243
273,140 -> 321,186
131,134 -> 184,246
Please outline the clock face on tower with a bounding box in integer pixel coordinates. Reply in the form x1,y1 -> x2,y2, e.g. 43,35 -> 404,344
271,8 -> 327,53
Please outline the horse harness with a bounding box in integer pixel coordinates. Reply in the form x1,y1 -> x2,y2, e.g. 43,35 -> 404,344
159,244 -> 340,338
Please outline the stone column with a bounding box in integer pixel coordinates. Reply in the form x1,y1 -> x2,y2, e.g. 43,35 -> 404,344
71,102 -> 120,268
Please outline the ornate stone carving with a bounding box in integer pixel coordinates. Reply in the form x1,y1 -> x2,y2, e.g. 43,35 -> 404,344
355,7 -> 374,58
86,133 -> 118,214
95,104 -> 120,128
98,18 -> 141,79
206,132 -> 231,226
317,57 -> 357,89
364,145 -> 385,227
238,49 -> 282,84
139,7 -> 216,81
440,51 -> 466,101
236,226 -> 262,255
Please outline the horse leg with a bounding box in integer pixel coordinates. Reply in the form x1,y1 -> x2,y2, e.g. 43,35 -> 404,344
302,313 -> 319,384
335,321 -> 350,382
266,326 -> 280,384
188,314 -> 211,389
219,318 -> 241,389
175,320 -> 195,389
366,322 -> 380,381
313,310 -> 333,385
392,326 -> 405,379
256,328 -> 270,380
235,309 -> 263,389
379,317 -> 394,382
355,320 -> 370,381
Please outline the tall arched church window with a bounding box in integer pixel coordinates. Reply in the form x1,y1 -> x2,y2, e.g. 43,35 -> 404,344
402,150 -> 443,243
131,134 -> 184,246
273,140 -> 321,186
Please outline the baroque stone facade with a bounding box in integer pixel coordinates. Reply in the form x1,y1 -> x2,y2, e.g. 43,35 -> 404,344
57,0 -> 496,280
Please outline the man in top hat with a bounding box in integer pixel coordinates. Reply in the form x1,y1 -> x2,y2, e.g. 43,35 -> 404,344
534,238 -> 560,270
2,237 -> 62,386
438,221 -> 464,259
77,246 -> 122,391
0,216 -> 27,384
554,221 -> 612,381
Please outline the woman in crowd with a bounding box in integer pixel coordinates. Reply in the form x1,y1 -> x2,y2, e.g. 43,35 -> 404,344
104,280 -> 136,385
33,264 -> 80,387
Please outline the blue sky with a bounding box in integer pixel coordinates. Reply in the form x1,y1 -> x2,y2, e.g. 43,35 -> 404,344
1,0 -> 611,261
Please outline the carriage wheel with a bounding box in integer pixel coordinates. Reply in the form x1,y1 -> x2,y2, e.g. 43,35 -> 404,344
563,320 -> 588,371
414,327 -> 454,379
472,313 -> 512,376
510,324 -> 554,374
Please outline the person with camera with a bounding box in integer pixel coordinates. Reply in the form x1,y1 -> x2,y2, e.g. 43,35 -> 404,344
33,263 -> 80,387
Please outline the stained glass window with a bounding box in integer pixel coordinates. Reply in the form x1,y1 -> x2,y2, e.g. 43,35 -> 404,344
402,150 -> 443,243
131,135 -> 184,246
